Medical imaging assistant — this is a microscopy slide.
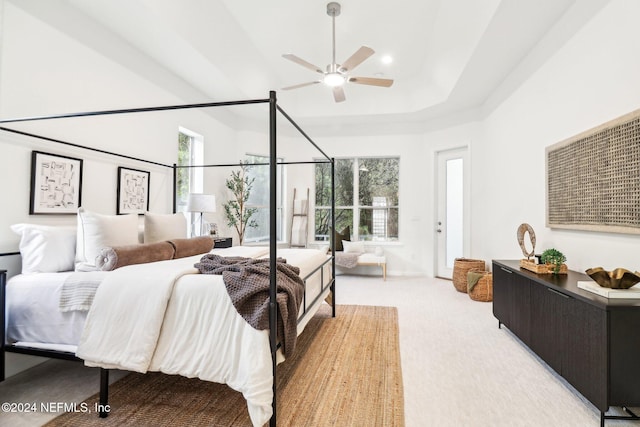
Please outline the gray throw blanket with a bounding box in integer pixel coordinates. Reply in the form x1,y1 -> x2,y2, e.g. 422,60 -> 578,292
194,254 -> 305,358
335,252 -> 361,268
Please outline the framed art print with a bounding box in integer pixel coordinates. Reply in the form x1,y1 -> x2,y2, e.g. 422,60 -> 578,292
117,166 -> 150,214
30,151 -> 83,214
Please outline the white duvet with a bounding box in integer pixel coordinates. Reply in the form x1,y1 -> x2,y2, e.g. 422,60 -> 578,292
76,246 -> 331,427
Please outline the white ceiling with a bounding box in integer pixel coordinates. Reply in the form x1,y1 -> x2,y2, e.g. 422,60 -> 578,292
12,0 -> 609,134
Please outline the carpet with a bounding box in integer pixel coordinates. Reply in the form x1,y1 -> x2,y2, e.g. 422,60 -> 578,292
45,304 -> 404,427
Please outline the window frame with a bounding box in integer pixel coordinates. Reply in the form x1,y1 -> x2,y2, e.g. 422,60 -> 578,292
243,153 -> 285,244
314,156 -> 399,243
177,128 -> 204,236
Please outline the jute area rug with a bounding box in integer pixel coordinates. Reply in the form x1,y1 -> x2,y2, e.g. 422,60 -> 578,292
45,304 -> 404,427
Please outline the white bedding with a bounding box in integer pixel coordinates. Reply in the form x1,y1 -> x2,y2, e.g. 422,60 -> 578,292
9,246 -> 332,427
6,272 -> 90,346
4,247 -> 269,348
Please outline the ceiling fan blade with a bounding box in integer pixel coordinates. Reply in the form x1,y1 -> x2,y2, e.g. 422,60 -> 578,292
282,54 -> 324,74
282,81 -> 321,91
349,76 -> 394,87
339,46 -> 374,72
333,86 -> 346,103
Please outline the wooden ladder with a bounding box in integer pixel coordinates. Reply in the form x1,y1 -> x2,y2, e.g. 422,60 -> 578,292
289,188 -> 309,248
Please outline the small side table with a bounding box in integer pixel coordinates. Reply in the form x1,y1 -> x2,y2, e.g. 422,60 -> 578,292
213,237 -> 232,248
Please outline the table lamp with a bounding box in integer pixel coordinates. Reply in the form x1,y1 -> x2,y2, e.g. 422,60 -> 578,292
186,193 -> 216,236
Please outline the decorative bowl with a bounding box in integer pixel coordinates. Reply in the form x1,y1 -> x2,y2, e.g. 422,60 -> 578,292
586,267 -> 640,289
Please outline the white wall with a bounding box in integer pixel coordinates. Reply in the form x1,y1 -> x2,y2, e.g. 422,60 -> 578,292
0,2 -> 237,252
0,1 -> 243,376
233,123 -> 448,277
473,0 -> 640,273
280,126 -> 478,277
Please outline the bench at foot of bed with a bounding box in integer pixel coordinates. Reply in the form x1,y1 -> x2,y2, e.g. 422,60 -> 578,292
355,253 -> 387,280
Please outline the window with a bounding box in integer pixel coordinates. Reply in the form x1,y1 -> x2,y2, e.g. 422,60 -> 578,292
315,157 -> 399,242
177,128 -> 203,234
315,159 -> 354,241
243,154 -> 284,243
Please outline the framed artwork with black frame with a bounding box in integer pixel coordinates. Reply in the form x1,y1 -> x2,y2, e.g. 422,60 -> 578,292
117,166 -> 150,215
29,150 -> 83,214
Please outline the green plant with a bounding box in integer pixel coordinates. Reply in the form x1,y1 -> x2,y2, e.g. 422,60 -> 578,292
541,248 -> 567,274
223,162 -> 258,245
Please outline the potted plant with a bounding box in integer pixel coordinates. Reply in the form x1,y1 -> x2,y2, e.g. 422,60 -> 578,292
540,248 -> 567,275
223,162 -> 258,245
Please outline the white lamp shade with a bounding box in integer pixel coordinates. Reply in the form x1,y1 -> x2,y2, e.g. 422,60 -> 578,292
186,193 -> 216,213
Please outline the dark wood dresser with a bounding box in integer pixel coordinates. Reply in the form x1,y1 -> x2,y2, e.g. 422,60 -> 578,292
493,260 -> 640,426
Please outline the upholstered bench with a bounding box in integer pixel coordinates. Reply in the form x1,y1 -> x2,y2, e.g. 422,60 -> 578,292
334,251 -> 387,280
331,239 -> 388,280
355,253 -> 387,280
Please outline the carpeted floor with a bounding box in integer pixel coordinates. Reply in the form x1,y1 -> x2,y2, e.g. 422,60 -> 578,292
43,304 -> 404,427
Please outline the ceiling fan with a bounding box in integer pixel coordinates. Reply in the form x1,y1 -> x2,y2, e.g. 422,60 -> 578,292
282,2 -> 394,103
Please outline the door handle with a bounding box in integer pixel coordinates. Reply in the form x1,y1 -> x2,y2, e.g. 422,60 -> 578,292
436,229 -> 442,233
547,288 -> 570,299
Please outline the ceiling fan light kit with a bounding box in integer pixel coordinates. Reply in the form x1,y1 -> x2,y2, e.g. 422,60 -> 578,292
282,2 -> 394,102
323,72 -> 345,87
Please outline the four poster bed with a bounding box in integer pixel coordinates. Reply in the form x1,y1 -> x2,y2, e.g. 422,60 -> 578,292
0,91 -> 336,427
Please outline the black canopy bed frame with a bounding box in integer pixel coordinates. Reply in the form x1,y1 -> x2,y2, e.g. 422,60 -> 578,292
0,91 -> 337,427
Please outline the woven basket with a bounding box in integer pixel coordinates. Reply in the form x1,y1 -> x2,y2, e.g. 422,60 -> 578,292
452,258 -> 485,293
468,269 -> 493,302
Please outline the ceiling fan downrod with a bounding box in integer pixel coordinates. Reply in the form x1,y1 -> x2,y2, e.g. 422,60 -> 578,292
327,2 -> 341,72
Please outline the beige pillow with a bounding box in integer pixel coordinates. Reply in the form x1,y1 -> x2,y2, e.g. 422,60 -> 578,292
144,212 -> 188,243
75,207 -> 139,271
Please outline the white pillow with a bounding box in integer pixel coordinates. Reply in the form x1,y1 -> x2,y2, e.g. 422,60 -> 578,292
342,240 -> 365,254
144,212 -> 187,243
75,207 -> 139,271
10,224 -> 77,273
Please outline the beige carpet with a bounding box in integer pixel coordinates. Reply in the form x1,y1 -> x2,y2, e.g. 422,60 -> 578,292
44,304 -> 404,427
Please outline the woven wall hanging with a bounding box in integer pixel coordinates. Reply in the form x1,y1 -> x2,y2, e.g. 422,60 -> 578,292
546,109 -> 640,234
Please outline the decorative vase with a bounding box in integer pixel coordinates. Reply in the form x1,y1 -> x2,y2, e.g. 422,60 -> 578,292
586,267 -> 640,289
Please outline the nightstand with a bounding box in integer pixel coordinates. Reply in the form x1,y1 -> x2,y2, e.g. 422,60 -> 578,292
213,237 -> 232,248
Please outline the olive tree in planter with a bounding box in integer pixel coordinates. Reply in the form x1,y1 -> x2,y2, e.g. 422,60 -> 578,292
223,163 -> 258,245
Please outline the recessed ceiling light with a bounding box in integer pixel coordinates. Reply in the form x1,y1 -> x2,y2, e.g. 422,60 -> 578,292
381,55 -> 393,65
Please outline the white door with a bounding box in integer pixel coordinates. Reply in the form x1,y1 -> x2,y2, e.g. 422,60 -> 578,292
435,148 -> 469,279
